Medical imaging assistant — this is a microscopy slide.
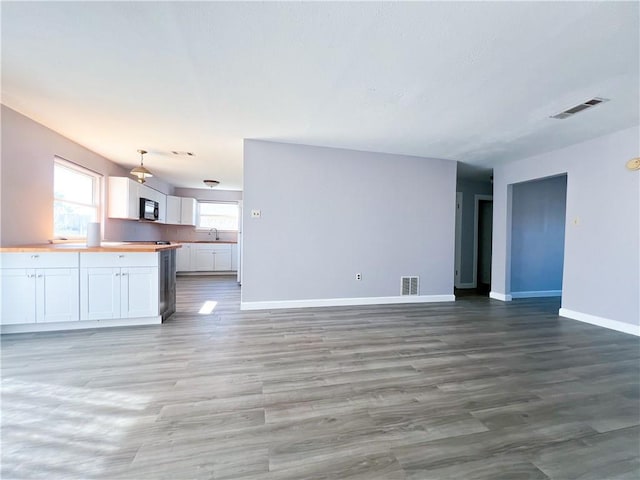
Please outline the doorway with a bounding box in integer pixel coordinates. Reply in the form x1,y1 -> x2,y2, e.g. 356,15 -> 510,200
474,195 -> 493,295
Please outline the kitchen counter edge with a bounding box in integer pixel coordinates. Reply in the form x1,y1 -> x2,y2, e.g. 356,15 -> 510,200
0,243 -> 182,253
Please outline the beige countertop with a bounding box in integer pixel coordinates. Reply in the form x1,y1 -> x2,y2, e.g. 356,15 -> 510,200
0,242 -> 182,253
176,240 -> 237,244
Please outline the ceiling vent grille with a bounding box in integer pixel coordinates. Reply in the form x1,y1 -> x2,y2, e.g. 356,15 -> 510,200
550,97 -> 609,119
401,276 -> 419,296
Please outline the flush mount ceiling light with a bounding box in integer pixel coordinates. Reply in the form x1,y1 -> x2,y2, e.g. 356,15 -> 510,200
203,179 -> 220,188
131,149 -> 153,184
626,157 -> 640,171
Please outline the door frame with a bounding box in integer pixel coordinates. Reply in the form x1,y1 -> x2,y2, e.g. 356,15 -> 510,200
473,194 -> 493,288
454,192 -> 463,288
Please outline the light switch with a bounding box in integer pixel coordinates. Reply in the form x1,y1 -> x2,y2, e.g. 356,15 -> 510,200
251,209 -> 261,218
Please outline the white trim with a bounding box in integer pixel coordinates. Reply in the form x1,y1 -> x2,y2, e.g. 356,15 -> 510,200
454,192 -> 463,288
559,308 -> 640,337
511,290 -> 562,299
473,194 -> 493,288
456,283 -> 475,289
240,294 -> 456,311
1,316 -> 161,334
489,291 -> 512,301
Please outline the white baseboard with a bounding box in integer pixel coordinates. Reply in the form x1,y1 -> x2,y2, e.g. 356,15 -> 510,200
1,316 -> 162,334
489,291 -> 512,301
511,290 -> 562,299
240,294 -> 456,311
456,283 -> 475,289
559,308 -> 640,336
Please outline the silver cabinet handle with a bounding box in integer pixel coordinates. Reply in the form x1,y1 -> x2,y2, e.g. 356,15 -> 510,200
27,274 -> 35,278
31,255 -> 39,259
115,273 -> 120,276
118,255 -> 125,258
122,272 -> 128,276
37,274 -> 43,278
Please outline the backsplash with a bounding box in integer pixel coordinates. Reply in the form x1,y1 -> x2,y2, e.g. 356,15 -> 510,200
160,225 -> 238,243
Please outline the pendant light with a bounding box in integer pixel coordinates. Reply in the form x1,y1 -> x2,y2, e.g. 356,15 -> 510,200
203,179 -> 220,188
131,149 -> 153,183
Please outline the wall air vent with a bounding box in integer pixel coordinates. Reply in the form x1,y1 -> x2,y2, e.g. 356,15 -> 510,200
550,97 -> 609,119
401,276 -> 419,296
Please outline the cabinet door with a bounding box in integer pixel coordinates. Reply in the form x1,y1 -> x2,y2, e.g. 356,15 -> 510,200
213,251 -> 232,271
181,198 -> 197,226
176,244 -> 192,272
1,269 -> 36,324
193,248 -> 215,271
166,196 -> 182,225
121,267 -> 158,318
231,244 -> 238,271
80,267 -> 120,320
36,268 -> 79,323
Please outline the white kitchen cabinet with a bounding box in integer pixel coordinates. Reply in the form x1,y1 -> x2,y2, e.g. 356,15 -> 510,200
176,243 -> 193,272
166,196 -> 197,226
108,177 -> 139,220
231,243 -> 238,272
1,253 -> 79,325
166,196 -> 182,224
192,244 -> 232,271
181,198 -> 197,226
1,269 -> 36,324
80,253 -> 159,320
109,177 -> 167,223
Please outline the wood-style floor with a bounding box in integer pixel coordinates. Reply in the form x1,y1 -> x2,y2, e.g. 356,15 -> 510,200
2,276 -> 639,479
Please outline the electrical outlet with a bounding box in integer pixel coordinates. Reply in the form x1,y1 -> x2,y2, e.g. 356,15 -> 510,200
251,209 -> 261,218
356,273 -> 362,280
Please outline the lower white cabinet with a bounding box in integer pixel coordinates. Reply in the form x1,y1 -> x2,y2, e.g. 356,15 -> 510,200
177,243 -> 234,272
80,253 -> 159,321
176,244 -> 193,271
1,254 -> 79,325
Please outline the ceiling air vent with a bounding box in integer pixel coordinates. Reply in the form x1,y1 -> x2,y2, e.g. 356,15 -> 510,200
171,151 -> 195,156
550,97 -> 609,119
401,276 -> 419,296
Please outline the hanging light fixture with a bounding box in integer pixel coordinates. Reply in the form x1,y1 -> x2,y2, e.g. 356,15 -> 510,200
203,179 -> 220,188
131,149 -> 153,183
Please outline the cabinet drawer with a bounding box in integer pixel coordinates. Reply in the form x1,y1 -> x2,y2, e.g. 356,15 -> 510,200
80,252 -> 158,268
1,252 -> 79,269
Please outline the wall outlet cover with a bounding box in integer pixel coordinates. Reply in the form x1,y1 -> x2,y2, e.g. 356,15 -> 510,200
251,209 -> 261,218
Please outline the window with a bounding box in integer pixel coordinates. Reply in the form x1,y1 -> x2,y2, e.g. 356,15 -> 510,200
197,202 -> 239,231
53,158 -> 101,238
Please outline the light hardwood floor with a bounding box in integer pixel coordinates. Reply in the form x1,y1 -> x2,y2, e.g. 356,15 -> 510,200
2,276 -> 639,479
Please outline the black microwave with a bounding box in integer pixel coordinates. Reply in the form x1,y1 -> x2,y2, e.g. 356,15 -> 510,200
140,197 -> 159,221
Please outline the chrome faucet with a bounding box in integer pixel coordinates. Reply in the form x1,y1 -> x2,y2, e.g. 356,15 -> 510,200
208,227 -> 219,240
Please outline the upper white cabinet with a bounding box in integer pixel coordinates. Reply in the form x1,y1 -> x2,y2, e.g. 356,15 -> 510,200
108,177 -> 139,220
108,177 -> 167,223
0,253 -> 79,325
181,198 -> 197,226
166,196 -> 197,226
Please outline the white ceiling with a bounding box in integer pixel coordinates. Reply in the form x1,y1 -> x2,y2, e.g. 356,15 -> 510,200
2,1 -> 638,189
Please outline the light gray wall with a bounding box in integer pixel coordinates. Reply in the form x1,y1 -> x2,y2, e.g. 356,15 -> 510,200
492,126 -> 639,327
511,175 -> 567,293
242,140 -> 457,303
0,105 -> 172,245
456,179 -> 493,285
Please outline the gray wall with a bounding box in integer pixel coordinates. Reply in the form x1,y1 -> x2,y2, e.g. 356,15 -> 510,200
492,125 -> 639,328
242,140 -> 457,304
511,175 -> 567,293
456,179 -> 493,285
1,106 -> 173,245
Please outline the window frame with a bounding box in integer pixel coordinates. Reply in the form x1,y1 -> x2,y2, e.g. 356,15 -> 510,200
195,201 -> 240,232
53,157 -> 102,239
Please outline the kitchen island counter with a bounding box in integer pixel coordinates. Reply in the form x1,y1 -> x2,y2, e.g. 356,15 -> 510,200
0,242 -> 181,253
